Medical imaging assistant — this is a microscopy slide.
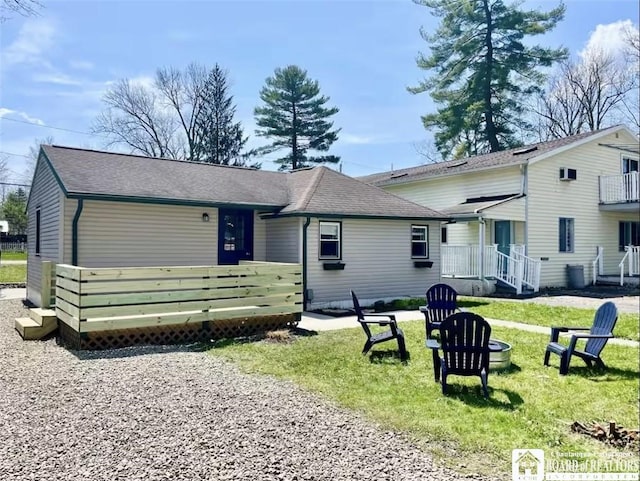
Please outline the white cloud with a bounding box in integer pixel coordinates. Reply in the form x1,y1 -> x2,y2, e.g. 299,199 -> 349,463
129,75 -> 156,90
68,60 -> 94,71
1,17 -> 56,68
33,72 -> 84,86
0,107 -> 44,125
340,133 -> 375,145
580,20 -> 638,60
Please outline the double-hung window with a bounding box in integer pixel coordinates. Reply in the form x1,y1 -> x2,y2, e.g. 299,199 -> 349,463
319,221 -> 341,259
411,225 -> 429,258
559,218 -> 574,253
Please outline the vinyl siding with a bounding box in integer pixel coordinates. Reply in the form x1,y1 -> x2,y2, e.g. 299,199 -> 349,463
483,197 -> 525,221
265,217 -> 301,263
306,218 -> 441,308
63,200 -> 219,267
527,130 -> 640,286
384,166 -> 524,254
253,212 -> 267,262
26,157 -> 63,306
385,166 -> 523,211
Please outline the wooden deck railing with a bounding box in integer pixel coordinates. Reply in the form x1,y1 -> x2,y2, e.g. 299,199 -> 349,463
55,261 -> 303,333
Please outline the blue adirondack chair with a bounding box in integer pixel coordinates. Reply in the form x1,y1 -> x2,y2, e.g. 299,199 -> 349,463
351,290 -> 407,362
438,312 -> 492,398
543,301 -> 618,375
420,283 -> 461,339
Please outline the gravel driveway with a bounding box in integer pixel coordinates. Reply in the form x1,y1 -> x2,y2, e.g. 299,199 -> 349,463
0,300 -> 494,481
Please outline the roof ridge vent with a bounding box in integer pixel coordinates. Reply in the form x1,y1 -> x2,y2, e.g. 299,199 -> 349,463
513,146 -> 538,155
446,160 -> 468,168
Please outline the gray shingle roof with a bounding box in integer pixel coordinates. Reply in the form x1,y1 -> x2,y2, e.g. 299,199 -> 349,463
282,167 -> 446,218
42,145 -> 445,219
42,145 -> 288,208
359,126 -> 625,187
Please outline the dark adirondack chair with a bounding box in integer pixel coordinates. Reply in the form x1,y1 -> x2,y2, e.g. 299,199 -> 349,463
420,283 -> 461,339
351,290 -> 407,362
438,312 -> 492,398
544,301 -> 618,375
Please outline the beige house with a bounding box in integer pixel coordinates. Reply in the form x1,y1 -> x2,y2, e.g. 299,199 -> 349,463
361,125 -> 640,293
27,145 -> 447,310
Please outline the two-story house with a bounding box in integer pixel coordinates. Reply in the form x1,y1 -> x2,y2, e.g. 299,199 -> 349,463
361,125 -> 639,294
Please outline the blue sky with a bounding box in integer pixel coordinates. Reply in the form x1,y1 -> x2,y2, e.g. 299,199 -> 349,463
1,0 -> 638,183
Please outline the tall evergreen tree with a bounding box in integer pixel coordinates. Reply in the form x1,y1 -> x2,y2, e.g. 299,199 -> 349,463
193,64 -> 251,166
410,0 -> 567,159
254,65 -> 340,171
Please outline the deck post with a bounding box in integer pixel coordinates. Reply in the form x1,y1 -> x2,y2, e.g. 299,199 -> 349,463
41,261 -> 53,308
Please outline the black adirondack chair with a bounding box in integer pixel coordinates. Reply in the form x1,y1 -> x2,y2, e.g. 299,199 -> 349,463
351,290 -> 407,362
420,283 -> 461,339
438,312 -> 492,398
544,301 -> 618,375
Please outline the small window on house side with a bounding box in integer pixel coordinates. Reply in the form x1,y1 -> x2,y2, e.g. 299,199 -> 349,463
559,218 -> 574,253
441,226 -> 448,244
619,221 -> 640,251
35,208 -> 41,256
319,221 -> 341,259
411,225 -> 429,258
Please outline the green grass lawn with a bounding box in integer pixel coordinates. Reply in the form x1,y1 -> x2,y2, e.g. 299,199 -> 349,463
0,264 -> 26,282
208,321 -> 639,477
383,297 -> 639,341
0,251 -> 27,261
458,298 -> 640,341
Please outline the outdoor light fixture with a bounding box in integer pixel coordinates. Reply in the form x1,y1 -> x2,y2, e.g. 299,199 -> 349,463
202,213 -> 209,222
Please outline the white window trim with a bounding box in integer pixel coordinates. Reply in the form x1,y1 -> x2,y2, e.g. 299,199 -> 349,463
319,221 -> 341,260
411,225 -> 429,259
559,217 -> 574,253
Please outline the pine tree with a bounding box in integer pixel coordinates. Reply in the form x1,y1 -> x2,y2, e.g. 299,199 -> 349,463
254,65 -> 340,171
193,65 -> 251,166
410,0 -> 567,159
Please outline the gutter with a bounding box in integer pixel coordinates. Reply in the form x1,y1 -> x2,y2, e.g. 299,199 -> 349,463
72,199 -> 83,266
302,217 -> 311,311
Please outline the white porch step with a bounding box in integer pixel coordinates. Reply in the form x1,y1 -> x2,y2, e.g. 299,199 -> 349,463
15,316 -> 58,340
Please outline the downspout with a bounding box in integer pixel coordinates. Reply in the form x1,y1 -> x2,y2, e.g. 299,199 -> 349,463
478,216 -> 485,281
72,199 -> 83,266
522,164 -> 528,255
302,217 -> 311,311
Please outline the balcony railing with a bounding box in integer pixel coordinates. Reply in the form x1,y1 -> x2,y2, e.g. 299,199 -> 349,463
599,172 -> 639,204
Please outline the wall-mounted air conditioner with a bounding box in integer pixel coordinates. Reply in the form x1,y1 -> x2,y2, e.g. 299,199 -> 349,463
559,168 -> 577,181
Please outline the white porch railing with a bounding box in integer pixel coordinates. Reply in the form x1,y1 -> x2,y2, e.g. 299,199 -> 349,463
441,245 -> 498,278
592,246 -> 604,285
619,245 -> 640,286
599,172 -> 639,203
513,252 -> 541,292
441,244 -> 541,294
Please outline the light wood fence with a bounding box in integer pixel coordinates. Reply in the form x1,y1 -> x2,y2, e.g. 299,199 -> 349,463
55,261 -> 303,334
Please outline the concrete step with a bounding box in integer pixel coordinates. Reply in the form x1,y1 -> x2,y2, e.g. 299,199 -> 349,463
15,316 -> 58,340
29,308 -> 57,325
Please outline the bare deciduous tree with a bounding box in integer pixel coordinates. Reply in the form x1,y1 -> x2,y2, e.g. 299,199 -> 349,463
94,79 -> 181,159
620,24 -> 640,133
1,0 -> 42,21
93,63 -> 254,165
534,47 -> 637,139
